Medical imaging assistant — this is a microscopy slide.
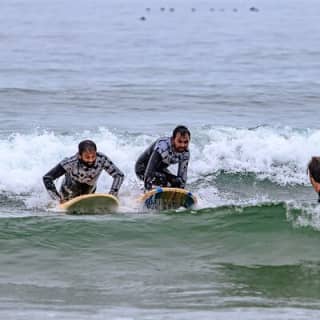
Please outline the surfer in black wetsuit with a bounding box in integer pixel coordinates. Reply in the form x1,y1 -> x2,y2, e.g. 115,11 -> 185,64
43,140 -> 124,203
135,125 -> 190,191
308,157 -> 320,202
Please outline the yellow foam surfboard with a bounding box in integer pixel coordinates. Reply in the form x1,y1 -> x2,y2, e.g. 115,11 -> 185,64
138,187 -> 197,211
59,193 -> 119,214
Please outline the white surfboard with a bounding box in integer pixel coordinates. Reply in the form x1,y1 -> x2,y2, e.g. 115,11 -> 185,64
59,193 -> 119,214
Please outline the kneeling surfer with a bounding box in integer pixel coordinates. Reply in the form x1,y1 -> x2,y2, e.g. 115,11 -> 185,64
43,140 -> 124,203
135,125 -> 190,191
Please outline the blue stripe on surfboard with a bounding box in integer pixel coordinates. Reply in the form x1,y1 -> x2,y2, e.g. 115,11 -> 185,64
143,189 -> 195,210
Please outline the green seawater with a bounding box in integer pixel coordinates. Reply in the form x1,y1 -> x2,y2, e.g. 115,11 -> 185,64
1,204 -> 320,319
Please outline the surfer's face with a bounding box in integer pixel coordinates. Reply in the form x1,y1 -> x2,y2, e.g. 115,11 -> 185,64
172,133 -> 190,153
310,176 -> 320,193
80,150 -> 97,167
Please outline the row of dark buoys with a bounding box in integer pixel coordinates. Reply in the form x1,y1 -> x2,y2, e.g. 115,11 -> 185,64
140,7 -> 259,20
144,7 -> 259,12
146,7 -> 175,12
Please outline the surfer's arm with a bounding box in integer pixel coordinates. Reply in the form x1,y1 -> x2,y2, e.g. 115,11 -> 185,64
103,159 -> 124,197
43,164 -> 66,201
144,150 -> 162,191
177,158 -> 189,188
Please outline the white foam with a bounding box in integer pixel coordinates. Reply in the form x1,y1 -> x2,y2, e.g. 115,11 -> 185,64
0,126 -> 317,209
191,126 -> 317,186
286,202 -> 320,231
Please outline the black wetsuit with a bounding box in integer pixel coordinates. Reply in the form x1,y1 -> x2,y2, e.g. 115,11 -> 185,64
43,152 -> 124,201
135,137 -> 189,191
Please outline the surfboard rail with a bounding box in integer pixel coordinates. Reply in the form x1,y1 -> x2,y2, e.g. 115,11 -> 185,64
60,193 -> 119,214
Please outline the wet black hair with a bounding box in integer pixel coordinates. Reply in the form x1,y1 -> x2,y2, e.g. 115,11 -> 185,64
172,125 -> 191,139
78,140 -> 97,155
308,157 -> 320,183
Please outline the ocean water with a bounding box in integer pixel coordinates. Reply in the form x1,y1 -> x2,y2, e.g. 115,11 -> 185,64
1,0 -> 320,319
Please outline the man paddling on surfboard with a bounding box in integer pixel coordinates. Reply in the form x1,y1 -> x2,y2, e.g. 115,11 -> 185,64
43,140 -> 124,203
135,125 -> 190,191
308,157 -> 320,202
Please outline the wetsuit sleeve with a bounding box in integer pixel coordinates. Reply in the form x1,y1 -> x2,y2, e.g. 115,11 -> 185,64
103,157 -> 125,196
43,164 -> 66,200
144,150 -> 162,191
177,157 -> 189,188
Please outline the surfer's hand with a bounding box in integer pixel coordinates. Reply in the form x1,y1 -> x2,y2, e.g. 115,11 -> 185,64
109,191 -> 118,198
59,198 -> 66,204
169,176 -> 184,188
144,180 -> 152,191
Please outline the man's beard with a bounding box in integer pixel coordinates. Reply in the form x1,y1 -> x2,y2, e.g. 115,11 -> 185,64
80,159 -> 95,167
